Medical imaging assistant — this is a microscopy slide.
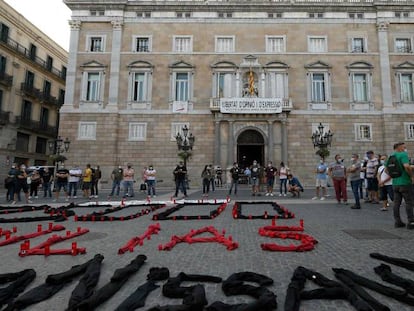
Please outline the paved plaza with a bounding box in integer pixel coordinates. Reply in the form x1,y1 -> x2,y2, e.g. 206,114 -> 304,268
0,184 -> 413,310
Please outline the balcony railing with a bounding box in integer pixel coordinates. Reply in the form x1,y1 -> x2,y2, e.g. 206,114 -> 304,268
20,83 -> 42,100
15,116 -> 58,136
0,36 -> 66,81
41,93 -> 59,106
209,97 -> 293,112
0,71 -> 13,87
0,110 -> 10,125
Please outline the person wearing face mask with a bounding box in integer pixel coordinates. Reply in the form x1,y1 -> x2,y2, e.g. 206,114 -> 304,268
365,151 -> 380,204
109,165 -> 123,197
347,154 -> 362,209
123,163 -> 135,198
377,155 -> 393,211
265,161 -> 277,196
386,142 -> 414,229
312,158 -> 328,201
145,165 -> 157,198
328,154 -> 347,204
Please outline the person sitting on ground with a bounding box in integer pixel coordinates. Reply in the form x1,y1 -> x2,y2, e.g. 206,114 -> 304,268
287,173 -> 304,197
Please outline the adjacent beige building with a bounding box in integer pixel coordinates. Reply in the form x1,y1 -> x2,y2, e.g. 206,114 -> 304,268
61,0 -> 414,186
0,0 -> 67,180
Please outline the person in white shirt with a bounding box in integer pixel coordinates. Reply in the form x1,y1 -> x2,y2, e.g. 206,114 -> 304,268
377,154 -> 394,211
145,165 -> 157,197
68,166 -> 82,198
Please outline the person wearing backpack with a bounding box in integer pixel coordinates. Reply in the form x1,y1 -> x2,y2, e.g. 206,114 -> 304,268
386,142 -> 414,229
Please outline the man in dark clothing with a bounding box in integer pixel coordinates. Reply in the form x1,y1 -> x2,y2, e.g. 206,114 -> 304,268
228,162 -> 241,195
54,165 -> 69,202
173,161 -> 187,197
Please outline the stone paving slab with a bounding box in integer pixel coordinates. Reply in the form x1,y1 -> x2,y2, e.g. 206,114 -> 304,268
0,186 -> 413,310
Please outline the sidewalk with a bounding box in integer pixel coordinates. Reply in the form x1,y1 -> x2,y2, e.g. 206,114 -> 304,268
0,185 -> 413,310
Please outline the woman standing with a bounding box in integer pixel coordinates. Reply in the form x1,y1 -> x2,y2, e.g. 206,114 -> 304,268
29,170 -> 41,199
278,162 -> 289,196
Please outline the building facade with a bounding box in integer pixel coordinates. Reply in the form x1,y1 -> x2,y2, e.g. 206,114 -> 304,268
61,0 -> 414,186
0,0 -> 68,181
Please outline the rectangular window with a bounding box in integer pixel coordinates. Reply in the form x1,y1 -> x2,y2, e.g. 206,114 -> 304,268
405,123 -> 414,140
216,72 -> 233,98
352,73 -> 368,102
16,132 -> 30,152
21,100 -> 32,121
0,23 -> 9,42
266,36 -> 285,53
40,107 -> 49,129
78,122 -> 97,140
25,71 -> 35,88
351,38 -> 365,53
128,123 -> 147,141
267,72 -> 287,98
29,44 -> 37,61
395,38 -> 411,53
308,37 -> 327,53
355,124 -> 372,141
0,55 -> 6,73
89,37 -> 103,52
46,56 -> 53,71
132,73 -> 145,102
175,73 -> 189,101
35,137 -> 47,154
135,37 -> 150,52
86,73 -> 100,101
400,74 -> 414,102
311,73 -> 326,102
174,36 -> 192,53
216,36 -> 235,53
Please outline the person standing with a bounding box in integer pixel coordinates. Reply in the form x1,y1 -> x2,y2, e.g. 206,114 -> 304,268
365,151 -> 379,204
91,165 -> 102,198
265,161 -> 277,196
82,164 -> 93,199
329,154 -> 348,204
278,162 -> 289,196
109,165 -> 123,197
377,154 -> 393,211
11,164 -> 32,205
6,163 -> 18,202
54,165 -> 69,202
215,166 -> 223,187
41,167 -> 53,198
173,161 -> 187,198
228,162 -> 241,195
201,165 -> 212,197
29,170 -> 41,199
347,154 -> 362,209
386,142 -> 414,229
250,160 -> 260,196
208,164 -> 215,192
312,158 -> 328,200
123,163 -> 135,198
68,165 -> 82,199
145,165 -> 157,197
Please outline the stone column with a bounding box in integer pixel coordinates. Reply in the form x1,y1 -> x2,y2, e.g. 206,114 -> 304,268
281,117 -> 288,163
63,20 -> 81,110
267,120 -> 274,162
227,121 -> 234,167
377,21 -> 392,108
214,120 -> 221,165
108,19 -> 123,107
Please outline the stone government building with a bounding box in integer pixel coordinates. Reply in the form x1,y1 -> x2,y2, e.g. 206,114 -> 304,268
61,0 -> 414,187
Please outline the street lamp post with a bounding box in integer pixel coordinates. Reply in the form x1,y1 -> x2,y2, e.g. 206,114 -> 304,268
311,123 -> 333,160
48,136 -> 71,174
175,125 -> 195,168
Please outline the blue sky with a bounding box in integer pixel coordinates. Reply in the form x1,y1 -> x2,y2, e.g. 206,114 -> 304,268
4,0 -> 71,51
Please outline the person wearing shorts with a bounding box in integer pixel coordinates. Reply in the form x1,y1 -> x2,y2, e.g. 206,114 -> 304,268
312,159 -> 328,200
82,164 -> 93,198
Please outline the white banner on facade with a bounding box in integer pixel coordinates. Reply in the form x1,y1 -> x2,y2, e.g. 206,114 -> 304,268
220,98 -> 283,114
172,101 -> 188,113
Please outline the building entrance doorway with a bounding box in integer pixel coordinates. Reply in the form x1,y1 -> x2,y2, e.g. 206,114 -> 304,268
237,129 -> 264,169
